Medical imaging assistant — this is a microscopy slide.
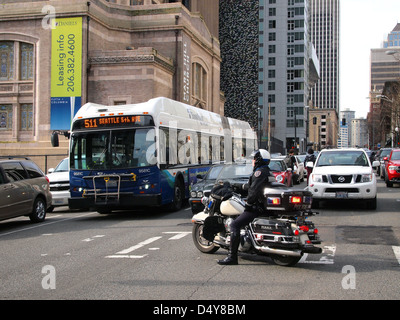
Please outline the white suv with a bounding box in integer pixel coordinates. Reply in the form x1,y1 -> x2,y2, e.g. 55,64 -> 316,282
46,158 -> 70,211
308,148 -> 379,209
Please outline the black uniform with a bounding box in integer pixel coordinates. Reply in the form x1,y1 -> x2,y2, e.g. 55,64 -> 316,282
218,163 -> 272,265
230,164 -> 272,235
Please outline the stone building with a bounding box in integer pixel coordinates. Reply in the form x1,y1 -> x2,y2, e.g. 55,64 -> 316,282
308,107 -> 338,150
0,0 -> 221,170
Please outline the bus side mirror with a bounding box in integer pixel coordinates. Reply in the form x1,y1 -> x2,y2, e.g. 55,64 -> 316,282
51,131 -> 59,147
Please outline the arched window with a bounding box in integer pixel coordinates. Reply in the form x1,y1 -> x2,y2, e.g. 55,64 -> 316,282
192,62 -> 207,109
0,42 -> 14,81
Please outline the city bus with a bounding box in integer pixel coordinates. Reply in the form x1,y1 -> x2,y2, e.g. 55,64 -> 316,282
54,97 -> 256,213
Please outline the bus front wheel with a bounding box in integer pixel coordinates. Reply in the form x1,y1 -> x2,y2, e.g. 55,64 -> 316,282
167,179 -> 184,212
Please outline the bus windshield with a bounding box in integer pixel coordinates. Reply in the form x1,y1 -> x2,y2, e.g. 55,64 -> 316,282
70,128 -> 156,170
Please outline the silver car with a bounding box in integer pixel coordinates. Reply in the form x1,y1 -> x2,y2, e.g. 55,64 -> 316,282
0,157 -> 52,223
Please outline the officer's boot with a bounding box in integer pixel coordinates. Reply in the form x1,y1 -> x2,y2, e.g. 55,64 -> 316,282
217,232 -> 240,265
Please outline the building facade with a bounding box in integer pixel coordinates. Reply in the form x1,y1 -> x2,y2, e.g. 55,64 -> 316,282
351,118 -> 368,148
0,0 -> 221,170
338,108 -> 355,148
308,106 -> 338,150
309,0 -> 340,111
258,0 -> 319,154
368,23 -> 400,149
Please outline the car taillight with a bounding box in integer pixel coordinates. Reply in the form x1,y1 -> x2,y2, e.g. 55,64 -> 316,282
45,176 -> 50,184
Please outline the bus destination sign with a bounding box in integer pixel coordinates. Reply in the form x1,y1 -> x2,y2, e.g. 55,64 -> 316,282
72,115 -> 154,130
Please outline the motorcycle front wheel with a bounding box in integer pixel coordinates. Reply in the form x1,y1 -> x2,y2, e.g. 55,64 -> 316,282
192,223 -> 219,254
271,255 -> 301,267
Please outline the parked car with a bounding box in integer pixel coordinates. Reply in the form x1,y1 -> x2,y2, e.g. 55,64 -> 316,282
46,157 -> 70,212
384,148 -> 400,187
269,158 -> 293,187
376,148 -> 392,178
308,148 -> 379,209
277,155 -> 305,184
189,163 -> 251,214
0,157 -> 52,222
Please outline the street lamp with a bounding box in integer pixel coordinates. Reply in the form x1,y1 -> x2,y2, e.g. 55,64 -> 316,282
386,50 -> 400,61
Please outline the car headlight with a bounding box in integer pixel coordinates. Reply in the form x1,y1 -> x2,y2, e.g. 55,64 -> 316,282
190,191 -> 197,198
361,174 -> 373,182
311,174 -> 323,183
196,191 -> 203,198
388,166 -> 397,171
275,175 -> 283,183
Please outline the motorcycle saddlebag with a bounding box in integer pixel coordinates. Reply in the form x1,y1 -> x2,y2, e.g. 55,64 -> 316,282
251,218 -> 293,236
202,216 -> 225,242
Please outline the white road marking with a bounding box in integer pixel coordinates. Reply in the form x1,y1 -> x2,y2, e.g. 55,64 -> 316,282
163,231 -> 191,240
392,246 -> 400,265
82,234 -> 105,242
299,244 -> 336,264
0,212 -> 95,238
106,254 -> 148,259
105,236 -> 163,259
115,236 -> 162,255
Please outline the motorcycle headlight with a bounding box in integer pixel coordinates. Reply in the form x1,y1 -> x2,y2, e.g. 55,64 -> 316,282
275,175 -> 283,183
201,196 -> 209,206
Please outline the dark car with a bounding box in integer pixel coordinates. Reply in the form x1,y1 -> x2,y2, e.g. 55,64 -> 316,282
0,157 -> 52,223
189,163 -> 252,214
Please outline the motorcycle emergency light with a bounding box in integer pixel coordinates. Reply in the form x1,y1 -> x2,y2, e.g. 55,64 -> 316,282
267,197 -> 281,205
290,196 -> 302,204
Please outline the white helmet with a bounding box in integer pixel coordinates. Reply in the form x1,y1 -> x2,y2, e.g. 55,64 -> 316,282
252,149 -> 271,167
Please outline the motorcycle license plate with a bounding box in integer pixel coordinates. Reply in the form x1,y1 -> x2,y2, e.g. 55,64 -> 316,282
335,191 -> 348,199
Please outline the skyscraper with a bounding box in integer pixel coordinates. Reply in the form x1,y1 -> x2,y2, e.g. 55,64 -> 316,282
259,0 -> 319,153
309,0 -> 340,111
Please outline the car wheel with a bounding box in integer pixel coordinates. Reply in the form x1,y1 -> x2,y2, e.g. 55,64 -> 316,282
29,198 -> 46,223
386,178 -> 393,188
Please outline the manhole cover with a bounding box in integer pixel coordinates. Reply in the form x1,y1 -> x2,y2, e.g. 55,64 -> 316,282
337,226 -> 399,246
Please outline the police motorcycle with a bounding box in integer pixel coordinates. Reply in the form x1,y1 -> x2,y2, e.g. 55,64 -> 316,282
191,180 -> 322,267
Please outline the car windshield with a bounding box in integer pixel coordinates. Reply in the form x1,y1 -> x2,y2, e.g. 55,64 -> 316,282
316,151 -> 369,167
381,149 -> 392,158
54,158 -> 69,172
205,166 -> 224,180
217,164 -> 253,180
269,160 -> 284,172
296,155 -> 306,162
391,152 -> 400,160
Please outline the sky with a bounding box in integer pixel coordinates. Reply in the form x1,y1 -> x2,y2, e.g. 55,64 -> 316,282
340,0 -> 400,118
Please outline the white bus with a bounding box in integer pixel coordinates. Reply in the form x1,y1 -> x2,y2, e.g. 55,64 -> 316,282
60,97 -> 256,213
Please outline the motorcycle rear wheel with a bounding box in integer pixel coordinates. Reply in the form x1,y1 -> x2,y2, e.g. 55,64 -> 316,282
192,224 -> 219,254
271,255 -> 301,267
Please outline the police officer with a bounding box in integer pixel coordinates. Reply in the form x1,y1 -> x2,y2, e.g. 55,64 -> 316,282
218,149 -> 273,265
